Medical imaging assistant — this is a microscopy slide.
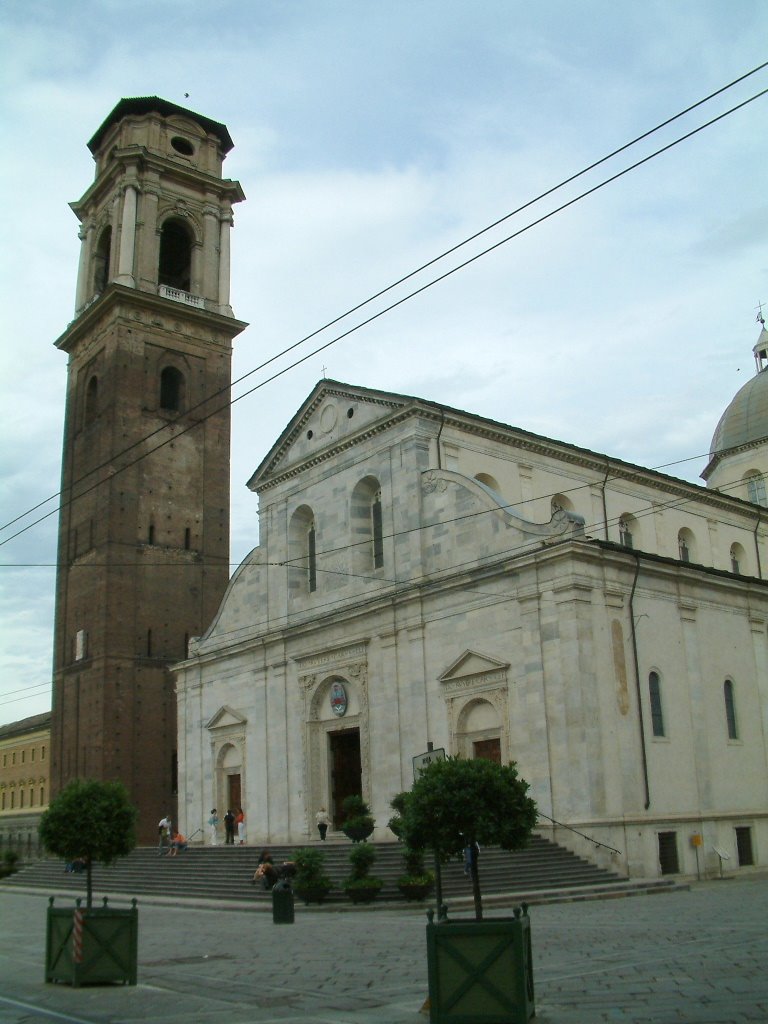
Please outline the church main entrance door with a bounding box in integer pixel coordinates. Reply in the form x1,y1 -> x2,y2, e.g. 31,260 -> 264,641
329,729 -> 361,829
473,738 -> 501,763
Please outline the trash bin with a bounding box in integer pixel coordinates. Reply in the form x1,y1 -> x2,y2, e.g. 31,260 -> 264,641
272,879 -> 295,924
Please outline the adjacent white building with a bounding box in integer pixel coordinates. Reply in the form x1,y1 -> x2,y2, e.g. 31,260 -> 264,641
175,328 -> 768,880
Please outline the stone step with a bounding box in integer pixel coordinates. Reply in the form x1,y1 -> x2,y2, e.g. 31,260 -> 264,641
2,834 -> 641,906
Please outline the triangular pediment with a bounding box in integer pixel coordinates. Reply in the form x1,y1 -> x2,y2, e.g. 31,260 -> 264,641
206,705 -> 247,730
247,380 -> 414,490
439,650 -> 510,683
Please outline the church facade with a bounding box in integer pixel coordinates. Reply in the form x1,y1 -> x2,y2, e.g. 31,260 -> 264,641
175,337 -> 768,880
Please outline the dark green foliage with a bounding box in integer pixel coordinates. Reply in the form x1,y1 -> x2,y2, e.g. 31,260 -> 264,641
393,757 -> 537,919
341,794 -> 374,842
0,850 -> 20,878
348,841 -> 376,880
38,779 -> 137,907
343,841 -> 383,897
292,848 -> 332,893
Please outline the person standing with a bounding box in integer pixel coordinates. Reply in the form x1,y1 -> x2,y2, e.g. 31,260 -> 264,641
208,808 -> 219,846
158,814 -> 172,856
315,806 -> 330,841
224,808 -> 235,845
236,807 -> 246,845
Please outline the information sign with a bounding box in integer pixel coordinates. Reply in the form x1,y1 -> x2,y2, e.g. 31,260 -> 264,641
412,747 -> 446,779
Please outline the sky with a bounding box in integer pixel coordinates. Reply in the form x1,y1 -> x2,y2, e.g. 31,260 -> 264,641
1,0 -> 766,726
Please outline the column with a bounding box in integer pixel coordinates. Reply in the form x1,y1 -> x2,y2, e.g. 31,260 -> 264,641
74,222 -> 92,313
218,204 -> 233,315
115,184 -> 137,287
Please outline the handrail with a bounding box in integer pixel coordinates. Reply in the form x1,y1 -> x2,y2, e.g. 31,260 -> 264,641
538,812 -> 622,855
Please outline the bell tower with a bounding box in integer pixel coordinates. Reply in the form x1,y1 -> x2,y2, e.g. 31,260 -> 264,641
50,98 -> 246,841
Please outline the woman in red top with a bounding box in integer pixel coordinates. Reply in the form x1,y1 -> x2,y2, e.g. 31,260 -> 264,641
236,808 -> 246,845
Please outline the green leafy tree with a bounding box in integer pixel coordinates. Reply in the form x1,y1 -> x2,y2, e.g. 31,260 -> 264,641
38,780 -> 137,907
393,757 -> 537,920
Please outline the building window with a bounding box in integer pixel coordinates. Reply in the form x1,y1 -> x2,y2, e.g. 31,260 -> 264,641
735,827 -> 754,866
159,366 -> 185,412
745,471 -> 767,507
1,792 -> 5,810
93,225 -> 112,293
658,831 -> 679,874
84,375 -> 99,424
12,752 -> 16,766
40,785 -> 45,805
21,750 -> 25,764
75,629 -> 87,662
371,489 -> 383,569
307,521 -> 317,593
619,517 -> 633,549
148,523 -> 155,545
158,218 -> 193,292
677,528 -> 696,563
41,746 -> 46,761
730,543 -> 746,575
724,679 -> 738,740
31,748 -> 35,762
10,790 -> 15,809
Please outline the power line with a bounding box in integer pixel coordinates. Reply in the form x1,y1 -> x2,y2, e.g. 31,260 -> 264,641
2,67 -> 766,546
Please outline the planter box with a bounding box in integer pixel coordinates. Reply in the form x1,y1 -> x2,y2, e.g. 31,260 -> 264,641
426,907 -> 534,1023
45,898 -> 138,987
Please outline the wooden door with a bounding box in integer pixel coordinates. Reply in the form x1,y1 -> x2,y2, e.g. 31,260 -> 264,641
228,773 -> 241,810
473,738 -> 501,763
330,729 -> 361,829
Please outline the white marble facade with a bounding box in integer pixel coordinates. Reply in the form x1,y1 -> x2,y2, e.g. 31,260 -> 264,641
175,368 -> 768,880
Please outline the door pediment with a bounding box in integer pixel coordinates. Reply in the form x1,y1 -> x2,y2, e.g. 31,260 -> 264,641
439,650 -> 509,683
206,705 -> 247,730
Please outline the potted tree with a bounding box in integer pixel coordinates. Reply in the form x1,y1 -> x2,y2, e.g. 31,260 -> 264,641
397,845 -> 435,902
292,847 -> 333,905
340,794 -> 374,843
389,792 -> 434,901
393,756 -> 538,1022
343,842 -> 384,903
38,779 -> 139,986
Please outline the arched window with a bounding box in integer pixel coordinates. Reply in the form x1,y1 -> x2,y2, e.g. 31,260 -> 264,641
730,542 -> 746,575
724,679 -> 738,740
84,375 -> 98,424
288,505 -> 317,596
93,225 -> 111,293
551,493 -> 574,514
351,477 -> 384,573
744,471 -> 767,507
158,218 -> 193,292
371,489 -> 383,569
619,515 -> 635,549
678,528 -> 695,563
159,366 -> 185,412
648,671 -> 665,737
307,520 -> 317,593
475,473 -> 501,494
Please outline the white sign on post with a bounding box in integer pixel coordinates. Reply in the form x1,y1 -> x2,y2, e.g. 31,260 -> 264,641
412,747 -> 446,779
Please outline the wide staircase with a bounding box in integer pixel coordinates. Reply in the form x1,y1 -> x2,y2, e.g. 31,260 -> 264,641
1,835 -> 682,908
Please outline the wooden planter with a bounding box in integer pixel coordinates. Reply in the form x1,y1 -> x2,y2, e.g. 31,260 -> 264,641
45,897 -> 138,987
345,883 -> 382,904
294,884 -> 331,905
397,880 -> 434,902
426,906 -> 534,1023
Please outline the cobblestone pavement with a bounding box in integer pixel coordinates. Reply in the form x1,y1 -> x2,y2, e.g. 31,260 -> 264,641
0,875 -> 766,1023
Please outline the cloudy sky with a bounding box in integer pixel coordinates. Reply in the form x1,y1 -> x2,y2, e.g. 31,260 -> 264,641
1,0 -> 766,726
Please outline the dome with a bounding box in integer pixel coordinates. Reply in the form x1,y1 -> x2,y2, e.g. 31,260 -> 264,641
709,328 -> 768,456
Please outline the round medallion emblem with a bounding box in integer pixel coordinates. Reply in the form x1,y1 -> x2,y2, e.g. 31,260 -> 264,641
330,681 -> 348,717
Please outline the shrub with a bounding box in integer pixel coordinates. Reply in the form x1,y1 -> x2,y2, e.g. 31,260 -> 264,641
341,794 -> 374,843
